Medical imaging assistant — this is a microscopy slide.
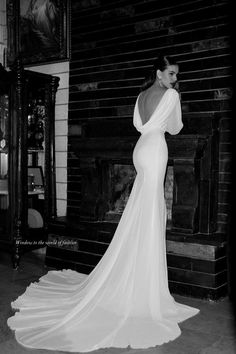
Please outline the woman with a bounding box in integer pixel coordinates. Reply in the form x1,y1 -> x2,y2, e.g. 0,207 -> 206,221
7,54 -> 199,352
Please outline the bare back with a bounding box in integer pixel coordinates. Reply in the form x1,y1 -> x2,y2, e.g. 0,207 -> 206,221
138,87 -> 167,126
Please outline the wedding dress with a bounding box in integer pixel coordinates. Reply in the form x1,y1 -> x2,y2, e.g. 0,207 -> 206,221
7,88 -> 199,352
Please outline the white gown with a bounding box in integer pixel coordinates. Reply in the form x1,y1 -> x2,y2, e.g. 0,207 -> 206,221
7,88 -> 199,352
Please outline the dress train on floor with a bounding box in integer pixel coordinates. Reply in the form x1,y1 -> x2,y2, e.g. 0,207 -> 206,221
7,88 -> 199,352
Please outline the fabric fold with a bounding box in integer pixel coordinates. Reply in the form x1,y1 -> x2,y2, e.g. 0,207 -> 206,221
7,88 -> 199,352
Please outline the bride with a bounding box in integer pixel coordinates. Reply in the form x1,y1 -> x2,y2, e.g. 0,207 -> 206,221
7,54 -> 199,352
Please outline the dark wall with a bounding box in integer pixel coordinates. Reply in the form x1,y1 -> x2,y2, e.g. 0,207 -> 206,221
68,0 -> 232,233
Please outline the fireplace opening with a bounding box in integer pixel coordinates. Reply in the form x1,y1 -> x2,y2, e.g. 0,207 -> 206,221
105,164 -> 136,222
104,163 -> 173,229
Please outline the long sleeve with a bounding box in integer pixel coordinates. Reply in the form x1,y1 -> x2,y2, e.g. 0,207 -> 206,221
165,91 -> 183,135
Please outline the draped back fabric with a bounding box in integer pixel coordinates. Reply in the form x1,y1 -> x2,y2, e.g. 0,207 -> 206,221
133,88 -> 183,135
7,87 -> 198,352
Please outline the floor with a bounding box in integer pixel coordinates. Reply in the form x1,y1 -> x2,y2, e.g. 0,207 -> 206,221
0,248 -> 236,354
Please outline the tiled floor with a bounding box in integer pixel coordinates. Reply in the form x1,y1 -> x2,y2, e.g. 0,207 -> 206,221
0,248 -> 236,354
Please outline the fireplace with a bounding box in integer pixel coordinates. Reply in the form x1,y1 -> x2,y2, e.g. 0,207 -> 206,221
46,115 -> 228,299
103,162 -> 173,229
71,134 -> 211,235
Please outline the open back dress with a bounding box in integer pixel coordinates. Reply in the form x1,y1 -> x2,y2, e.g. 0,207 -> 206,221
7,88 -> 199,352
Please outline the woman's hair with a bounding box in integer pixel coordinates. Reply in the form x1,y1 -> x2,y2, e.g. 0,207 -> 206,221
141,54 -> 179,91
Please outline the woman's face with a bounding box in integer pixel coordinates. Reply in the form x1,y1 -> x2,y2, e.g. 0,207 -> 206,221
158,65 -> 179,89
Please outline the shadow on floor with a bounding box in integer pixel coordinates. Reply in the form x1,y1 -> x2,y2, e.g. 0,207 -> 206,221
0,249 -> 236,354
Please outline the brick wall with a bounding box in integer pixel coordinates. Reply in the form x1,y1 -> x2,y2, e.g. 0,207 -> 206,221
68,0 -> 232,234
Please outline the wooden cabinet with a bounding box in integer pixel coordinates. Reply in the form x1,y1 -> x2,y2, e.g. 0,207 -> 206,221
0,60 -> 59,268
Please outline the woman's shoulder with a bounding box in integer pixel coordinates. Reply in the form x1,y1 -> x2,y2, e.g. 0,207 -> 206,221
163,88 -> 180,105
166,88 -> 179,97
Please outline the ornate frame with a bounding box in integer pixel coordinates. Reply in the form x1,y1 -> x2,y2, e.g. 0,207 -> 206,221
7,0 -> 70,67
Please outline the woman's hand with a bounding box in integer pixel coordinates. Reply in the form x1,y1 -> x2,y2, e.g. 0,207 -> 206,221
172,81 -> 179,92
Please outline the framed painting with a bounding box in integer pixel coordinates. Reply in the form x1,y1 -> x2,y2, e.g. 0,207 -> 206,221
7,0 -> 70,66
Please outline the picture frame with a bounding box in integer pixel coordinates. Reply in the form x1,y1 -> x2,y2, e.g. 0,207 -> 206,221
28,166 -> 44,187
7,0 -> 70,67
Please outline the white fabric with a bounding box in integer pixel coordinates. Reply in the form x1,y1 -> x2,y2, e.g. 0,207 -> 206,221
7,88 -> 199,352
